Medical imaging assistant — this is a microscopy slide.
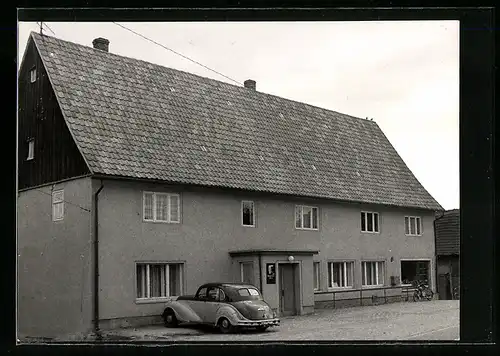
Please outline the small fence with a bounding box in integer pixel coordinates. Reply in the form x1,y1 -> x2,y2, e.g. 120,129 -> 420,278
314,285 -> 417,309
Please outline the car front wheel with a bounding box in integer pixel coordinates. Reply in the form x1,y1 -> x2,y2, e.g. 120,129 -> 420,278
163,309 -> 178,328
218,317 -> 235,334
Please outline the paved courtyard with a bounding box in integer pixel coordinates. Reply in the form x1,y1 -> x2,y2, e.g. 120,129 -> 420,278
102,300 -> 459,341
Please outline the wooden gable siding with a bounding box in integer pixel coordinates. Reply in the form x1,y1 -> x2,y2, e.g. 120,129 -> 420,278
18,38 -> 90,189
435,210 -> 460,256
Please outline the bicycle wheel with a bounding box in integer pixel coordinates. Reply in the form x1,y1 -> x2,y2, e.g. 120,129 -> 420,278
423,289 -> 434,301
413,292 -> 420,302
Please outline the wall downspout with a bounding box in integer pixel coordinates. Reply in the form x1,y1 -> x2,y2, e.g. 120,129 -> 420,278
93,181 -> 104,340
433,210 -> 446,296
258,252 -> 263,294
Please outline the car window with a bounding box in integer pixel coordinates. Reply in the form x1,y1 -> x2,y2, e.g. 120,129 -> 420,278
218,288 -> 226,302
207,287 -> 219,301
196,287 -> 208,300
248,288 -> 260,296
237,288 -> 261,297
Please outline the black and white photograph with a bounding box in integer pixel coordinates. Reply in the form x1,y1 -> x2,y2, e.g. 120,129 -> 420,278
16,15 -> 463,343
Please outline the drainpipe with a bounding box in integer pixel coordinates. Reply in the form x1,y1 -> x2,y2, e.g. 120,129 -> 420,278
433,210 -> 446,297
258,252 -> 263,294
93,182 -> 104,339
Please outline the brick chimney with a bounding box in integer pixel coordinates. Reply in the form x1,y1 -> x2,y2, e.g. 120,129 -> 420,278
244,79 -> 256,91
92,37 -> 110,52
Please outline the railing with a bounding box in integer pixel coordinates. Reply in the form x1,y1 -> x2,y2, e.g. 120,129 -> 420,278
314,285 -> 416,308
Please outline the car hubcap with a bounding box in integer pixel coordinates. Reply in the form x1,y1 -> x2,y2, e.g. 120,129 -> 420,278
222,320 -> 229,329
167,315 -> 173,323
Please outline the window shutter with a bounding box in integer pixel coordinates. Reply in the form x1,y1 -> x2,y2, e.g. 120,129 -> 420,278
143,192 -> 154,220
169,195 -> 180,222
404,217 -> 410,235
312,207 -> 318,229
416,217 -> 421,235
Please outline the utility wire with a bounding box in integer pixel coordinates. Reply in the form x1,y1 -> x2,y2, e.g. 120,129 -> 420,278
42,23 -> 56,36
112,22 -> 243,86
34,188 -> 91,212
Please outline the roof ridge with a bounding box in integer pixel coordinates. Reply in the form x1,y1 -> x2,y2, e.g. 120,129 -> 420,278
29,31 -> 374,126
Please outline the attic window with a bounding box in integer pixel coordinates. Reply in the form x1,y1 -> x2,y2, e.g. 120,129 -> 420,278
30,68 -> 36,83
26,139 -> 35,160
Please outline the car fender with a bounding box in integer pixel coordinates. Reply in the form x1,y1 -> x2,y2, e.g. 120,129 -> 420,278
163,300 -> 203,323
215,304 -> 243,326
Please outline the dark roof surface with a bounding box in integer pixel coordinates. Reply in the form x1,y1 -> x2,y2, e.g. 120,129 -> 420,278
29,32 -> 442,210
435,209 -> 460,255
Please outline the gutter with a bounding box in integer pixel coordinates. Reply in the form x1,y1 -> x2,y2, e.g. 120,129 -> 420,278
258,252 -> 263,294
93,181 -> 104,339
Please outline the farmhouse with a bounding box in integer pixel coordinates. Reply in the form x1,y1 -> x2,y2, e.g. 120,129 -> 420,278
17,32 -> 443,339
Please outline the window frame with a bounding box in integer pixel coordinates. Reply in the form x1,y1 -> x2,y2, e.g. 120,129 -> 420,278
26,139 -> 35,161
404,216 -> 423,236
313,261 -> 321,291
52,189 -> 64,222
30,67 -> 37,83
327,260 -> 355,290
142,191 -> 181,223
361,260 -> 386,288
241,200 -> 255,227
400,258 -> 432,287
295,205 -> 319,230
135,262 -> 184,303
361,211 -> 380,233
240,261 -> 254,285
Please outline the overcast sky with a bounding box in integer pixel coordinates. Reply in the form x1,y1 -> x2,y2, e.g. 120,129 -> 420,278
18,21 -> 459,210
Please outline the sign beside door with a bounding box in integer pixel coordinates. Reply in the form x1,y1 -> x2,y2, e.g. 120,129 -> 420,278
266,263 -> 276,284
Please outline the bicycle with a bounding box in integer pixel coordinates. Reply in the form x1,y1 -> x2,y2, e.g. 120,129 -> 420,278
452,286 -> 459,300
412,280 -> 434,302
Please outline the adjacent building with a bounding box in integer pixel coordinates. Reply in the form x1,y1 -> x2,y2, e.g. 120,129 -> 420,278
17,32 -> 443,339
434,209 -> 460,300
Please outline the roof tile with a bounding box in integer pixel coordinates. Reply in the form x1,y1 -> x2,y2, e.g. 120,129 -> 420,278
31,32 -> 442,210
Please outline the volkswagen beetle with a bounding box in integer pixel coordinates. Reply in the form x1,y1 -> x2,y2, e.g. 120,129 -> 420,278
161,283 -> 280,333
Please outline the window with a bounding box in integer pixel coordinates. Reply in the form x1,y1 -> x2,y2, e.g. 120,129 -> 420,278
361,211 -> 379,233
26,139 -> 34,160
30,68 -> 36,83
52,190 -> 64,221
240,262 -> 254,285
313,262 -> 320,291
405,216 -> 422,236
136,263 -> 183,300
295,205 -> 319,230
401,260 -> 430,285
143,192 -> 180,223
241,201 -> 255,227
207,287 -> 227,302
328,261 -> 354,288
362,261 -> 385,287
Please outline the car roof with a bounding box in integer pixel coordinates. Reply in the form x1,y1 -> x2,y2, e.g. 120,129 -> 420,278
199,282 -> 258,289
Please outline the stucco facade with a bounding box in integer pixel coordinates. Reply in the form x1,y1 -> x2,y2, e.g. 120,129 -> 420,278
94,178 -> 435,327
17,177 -> 94,339
17,176 -> 437,337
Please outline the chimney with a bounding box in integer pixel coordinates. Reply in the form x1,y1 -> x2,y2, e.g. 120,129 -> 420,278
244,79 -> 256,91
92,37 -> 110,52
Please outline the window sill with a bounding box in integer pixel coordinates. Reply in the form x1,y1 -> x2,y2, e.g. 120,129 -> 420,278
242,224 -> 255,228
143,220 -> 180,224
361,231 -> 380,234
327,287 -> 354,291
135,297 -> 178,304
405,234 -> 423,237
295,227 -> 319,231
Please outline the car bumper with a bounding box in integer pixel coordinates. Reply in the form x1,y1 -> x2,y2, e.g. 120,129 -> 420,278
235,318 -> 280,327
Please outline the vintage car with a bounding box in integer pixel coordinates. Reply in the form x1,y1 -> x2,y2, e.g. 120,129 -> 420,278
161,283 -> 280,333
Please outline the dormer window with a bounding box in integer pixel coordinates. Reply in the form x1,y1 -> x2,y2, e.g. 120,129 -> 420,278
30,68 -> 37,83
26,139 -> 34,160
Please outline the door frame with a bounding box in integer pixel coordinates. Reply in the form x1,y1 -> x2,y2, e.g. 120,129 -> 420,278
277,261 -> 302,316
400,258 -> 433,290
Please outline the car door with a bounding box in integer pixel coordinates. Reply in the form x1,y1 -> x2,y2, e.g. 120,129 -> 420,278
184,287 -> 209,322
203,287 -> 226,323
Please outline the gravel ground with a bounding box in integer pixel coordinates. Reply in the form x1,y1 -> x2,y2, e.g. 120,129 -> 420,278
101,300 -> 459,342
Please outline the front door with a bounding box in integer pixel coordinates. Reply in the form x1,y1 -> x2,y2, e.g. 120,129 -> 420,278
279,264 -> 297,316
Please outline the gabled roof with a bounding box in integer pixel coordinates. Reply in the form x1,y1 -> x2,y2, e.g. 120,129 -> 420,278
435,209 -> 460,255
27,32 -> 443,211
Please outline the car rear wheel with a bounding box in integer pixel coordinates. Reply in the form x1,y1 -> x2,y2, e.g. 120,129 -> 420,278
218,317 -> 235,334
163,309 -> 178,328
